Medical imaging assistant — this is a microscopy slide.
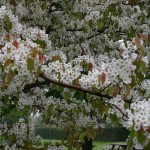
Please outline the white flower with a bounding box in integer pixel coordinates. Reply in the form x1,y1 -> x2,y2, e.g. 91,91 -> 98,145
131,53 -> 138,61
142,56 -> 149,66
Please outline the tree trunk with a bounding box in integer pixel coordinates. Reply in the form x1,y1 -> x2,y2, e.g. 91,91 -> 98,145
82,136 -> 93,150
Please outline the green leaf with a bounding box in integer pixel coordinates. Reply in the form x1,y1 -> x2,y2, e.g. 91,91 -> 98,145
45,105 -> 53,121
35,67 -> 41,78
24,141 -> 33,148
51,54 -> 62,63
79,131 -> 86,143
82,26 -> 87,33
125,85 -> 131,98
106,86 -> 115,96
140,60 -> 147,73
130,125 -> 136,139
74,91 -> 84,100
127,27 -> 136,38
136,71 -> 144,83
40,3 -> 47,10
34,40 -> 47,49
4,16 -> 13,32
144,141 -> 150,150
1,84 -> 6,92
124,103 -> 130,109
8,134 -> 16,143
130,76 -> 136,88
43,141 -> 49,149
91,99 -> 108,116
110,114 -> 120,126
88,20 -> 94,29
58,85 -> 64,93
127,139 -> 134,149
92,84 -> 100,92
0,62 -> 2,69
27,58 -> 34,73
9,0 -> 17,6
136,130 -> 146,144
97,19 -> 103,30
98,100 -> 105,116
4,59 -> 13,69
64,92 -> 70,100
5,70 -> 15,85
72,12 -> 83,20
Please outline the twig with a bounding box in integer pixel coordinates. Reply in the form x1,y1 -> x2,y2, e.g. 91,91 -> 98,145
112,104 -> 128,118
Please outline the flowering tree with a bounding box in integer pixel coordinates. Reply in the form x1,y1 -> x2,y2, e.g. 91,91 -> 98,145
0,0 -> 150,149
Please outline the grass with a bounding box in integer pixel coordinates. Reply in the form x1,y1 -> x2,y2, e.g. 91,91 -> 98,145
93,141 -> 126,150
41,139 -> 126,150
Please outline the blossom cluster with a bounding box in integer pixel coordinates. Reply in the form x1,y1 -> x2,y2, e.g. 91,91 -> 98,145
0,6 -> 52,96
76,113 -> 97,129
131,99 -> 150,131
0,6 -> 22,36
43,41 -> 138,88
2,118 -> 40,149
0,1 -> 149,149
1,0 -> 149,61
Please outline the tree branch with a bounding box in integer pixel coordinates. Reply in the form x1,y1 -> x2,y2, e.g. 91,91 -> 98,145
113,104 -> 128,118
46,27 -> 108,34
23,80 -> 49,93
23,73 -> 132,104
40,73 -> 111,99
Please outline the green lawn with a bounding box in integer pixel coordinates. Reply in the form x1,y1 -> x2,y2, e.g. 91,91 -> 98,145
41,139 -> 126,150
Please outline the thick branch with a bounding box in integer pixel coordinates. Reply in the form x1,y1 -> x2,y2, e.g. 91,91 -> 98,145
46,27 -> 107,34
40,73 -> 111,99
23,73 -> 132,104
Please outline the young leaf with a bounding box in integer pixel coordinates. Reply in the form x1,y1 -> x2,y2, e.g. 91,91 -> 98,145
13,40 -> 19,49
140,34 -> 148,42
99,72 -> 106,86
87,63 -> 93,71
134,38 -> 141,47
115,85 -> 120,95
4,59 -> 13,69
39,52 -> 46,63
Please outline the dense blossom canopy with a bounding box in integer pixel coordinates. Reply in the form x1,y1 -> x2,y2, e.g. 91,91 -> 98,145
0,0 -> 150,149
